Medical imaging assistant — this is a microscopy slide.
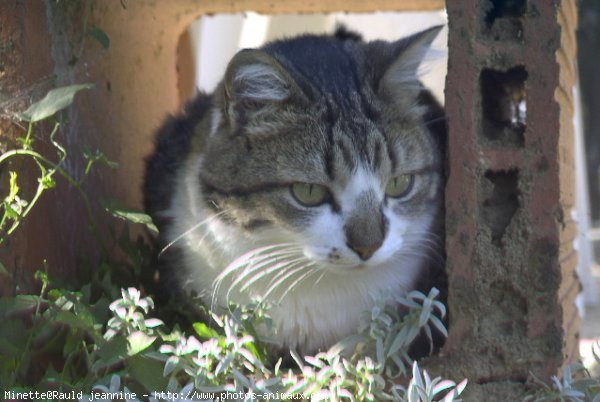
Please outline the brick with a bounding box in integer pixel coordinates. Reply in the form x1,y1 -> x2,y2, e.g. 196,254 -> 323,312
430,0 -> 580,399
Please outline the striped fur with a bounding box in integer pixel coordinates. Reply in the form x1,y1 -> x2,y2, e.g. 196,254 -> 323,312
144,26 -> 447,354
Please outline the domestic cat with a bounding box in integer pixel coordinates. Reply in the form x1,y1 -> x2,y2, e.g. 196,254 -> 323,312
144,25 -> 447,354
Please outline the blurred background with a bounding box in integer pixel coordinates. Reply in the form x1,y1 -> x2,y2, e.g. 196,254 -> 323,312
576,0 -> 600,374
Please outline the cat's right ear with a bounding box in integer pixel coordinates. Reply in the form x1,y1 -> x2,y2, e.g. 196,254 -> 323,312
221,49 -> 301,124
367,25 -> 443,100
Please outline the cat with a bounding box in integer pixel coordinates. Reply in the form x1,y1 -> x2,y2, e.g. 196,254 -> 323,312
144,25 -> 447,355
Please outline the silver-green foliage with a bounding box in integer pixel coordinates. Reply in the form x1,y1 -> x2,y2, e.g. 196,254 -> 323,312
399,362 -> 467,402
524,344 -> 600,402
81,287 -> 466,402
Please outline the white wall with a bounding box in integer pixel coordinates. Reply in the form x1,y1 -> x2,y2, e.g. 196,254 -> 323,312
188,12 -> 447,101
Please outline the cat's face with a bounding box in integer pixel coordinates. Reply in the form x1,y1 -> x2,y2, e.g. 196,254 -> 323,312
196,27 -> 444,280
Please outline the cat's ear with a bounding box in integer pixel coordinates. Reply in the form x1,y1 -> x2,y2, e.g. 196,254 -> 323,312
221,49 -> 301,122
368,25 -> 443,98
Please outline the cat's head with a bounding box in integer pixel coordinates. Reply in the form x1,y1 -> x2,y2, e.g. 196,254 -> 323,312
198,26 -> 445,276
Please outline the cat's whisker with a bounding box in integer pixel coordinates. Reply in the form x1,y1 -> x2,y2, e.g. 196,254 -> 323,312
385,234 -> 444,267
402,241 -> 444,261
223,254 -> 303,302
159,210 -> 229,257
420,238 -> 442,247
216,249 -> 301,297
211,243 -> 303,309
260,263 -> 310,303
401,231 -> 444,254
399,249 -> 444,267
403,232 -> 443,245
402,235 -> 443,253
238,256 -> 306,293
404,230 -> 442,240
238,247 -> 302,265
313,269 -> 328,287
402,227 -> 443,238
275,264 -> 319,304
260,258 -> 309,291
224,251 -> 299,289
402,237 -> 441,251
215,243 -> 299,283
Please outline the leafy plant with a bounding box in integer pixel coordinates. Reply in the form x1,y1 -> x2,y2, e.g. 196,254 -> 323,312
0,82 -> 124,391
0,83 -> 105,245
3,79 -> 599,402
0,82 -> 466,401
399,362 -> 467,402
525,344 -> 600,402
70,286 -> 465,402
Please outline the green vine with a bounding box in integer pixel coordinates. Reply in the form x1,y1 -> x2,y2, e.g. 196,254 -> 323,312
0,84 -> 115,246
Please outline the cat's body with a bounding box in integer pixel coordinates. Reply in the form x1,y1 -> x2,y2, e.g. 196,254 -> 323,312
144,26 -> 447,354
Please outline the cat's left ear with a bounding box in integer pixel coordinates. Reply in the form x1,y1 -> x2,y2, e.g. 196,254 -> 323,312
368,25 -> 443,98
221,49 -> 304,123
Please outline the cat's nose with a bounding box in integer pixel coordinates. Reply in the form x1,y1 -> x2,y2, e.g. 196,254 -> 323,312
349,242 -> 382,261
344,190 -> 387,261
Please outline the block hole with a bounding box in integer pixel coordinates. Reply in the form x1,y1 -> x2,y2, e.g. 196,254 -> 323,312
480,66 -> 528,147
483,0 -> 526,42
481,170 -> 520,246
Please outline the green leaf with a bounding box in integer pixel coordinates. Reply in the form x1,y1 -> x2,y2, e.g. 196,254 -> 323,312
128,355 -> 169,393
93,336 -> 128,371
0,295 -> 41,316
18,84 -> 94,122
15,136 -> 34,149
193,322 -> 220,340
245,341 -> 264,362
39,174 -> 56,189
54,310 -> 95,333
84,149 -> 119,170
103,199 -> 158,233
34,270 -> 50,287
6,172 -> 20,201
0,318 -> 28,357
127,331 -> 156,356
88,27 -> 110,49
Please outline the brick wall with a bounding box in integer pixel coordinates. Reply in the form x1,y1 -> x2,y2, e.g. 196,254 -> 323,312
432,0 -> 580,399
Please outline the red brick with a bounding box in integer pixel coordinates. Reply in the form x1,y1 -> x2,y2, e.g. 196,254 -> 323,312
430,0 -> 580,398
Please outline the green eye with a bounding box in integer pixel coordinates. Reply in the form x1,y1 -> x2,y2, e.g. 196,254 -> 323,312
385,174 -> 414,198
290,183 -> 330,207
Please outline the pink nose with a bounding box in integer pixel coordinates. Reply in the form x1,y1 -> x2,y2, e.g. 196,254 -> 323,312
350,242 -> 382,260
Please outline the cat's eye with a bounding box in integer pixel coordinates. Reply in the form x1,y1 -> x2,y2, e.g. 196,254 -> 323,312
290,183 -> 330,207
385,174 -> 414,198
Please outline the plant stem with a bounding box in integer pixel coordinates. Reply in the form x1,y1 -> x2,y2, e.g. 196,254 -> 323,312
2,180 -> 46,242
0,148 -> 105,251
